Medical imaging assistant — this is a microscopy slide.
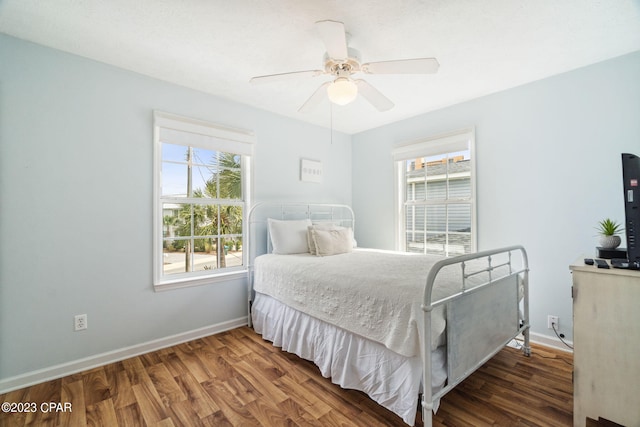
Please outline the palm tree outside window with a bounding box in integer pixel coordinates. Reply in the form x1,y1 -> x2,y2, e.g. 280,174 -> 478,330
154,112 -> 254,290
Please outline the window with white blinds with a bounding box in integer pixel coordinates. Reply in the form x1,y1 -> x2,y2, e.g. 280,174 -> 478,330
153,111 -> 255,290
394,128 -> 476,256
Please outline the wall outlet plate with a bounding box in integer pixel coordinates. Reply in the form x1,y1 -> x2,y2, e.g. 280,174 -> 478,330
547,315 -> 559,329
74,314 -> 87,331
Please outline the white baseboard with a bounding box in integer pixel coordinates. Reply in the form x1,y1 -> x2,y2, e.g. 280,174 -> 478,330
529,331 -> 573,353
1,320 -> 570,395
0,316 -> 248,394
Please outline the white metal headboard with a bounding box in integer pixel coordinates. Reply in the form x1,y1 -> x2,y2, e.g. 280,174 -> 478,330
247,202 -> 355,259
245,202 -> 355,325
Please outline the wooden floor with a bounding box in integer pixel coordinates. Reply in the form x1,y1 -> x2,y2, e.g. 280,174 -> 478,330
0,327 -> 573,426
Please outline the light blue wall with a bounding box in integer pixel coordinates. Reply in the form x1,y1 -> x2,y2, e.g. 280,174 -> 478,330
352,51 -> 640,342
2,29 -> 638,384
0,34 -> 351,382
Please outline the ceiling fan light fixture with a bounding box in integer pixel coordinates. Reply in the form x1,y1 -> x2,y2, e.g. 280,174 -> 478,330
327,77 -> 358,105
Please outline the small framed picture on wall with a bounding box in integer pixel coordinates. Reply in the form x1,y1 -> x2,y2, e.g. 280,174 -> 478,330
300,158 -> 323,183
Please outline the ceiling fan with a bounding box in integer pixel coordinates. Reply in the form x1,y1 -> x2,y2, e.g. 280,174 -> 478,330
250,20 -> 439,113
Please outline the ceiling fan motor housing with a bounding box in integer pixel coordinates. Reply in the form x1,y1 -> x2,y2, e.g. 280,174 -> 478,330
323,48 -> 361,75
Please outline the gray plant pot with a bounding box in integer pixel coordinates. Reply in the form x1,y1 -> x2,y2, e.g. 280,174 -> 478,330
599,235 -> 621,249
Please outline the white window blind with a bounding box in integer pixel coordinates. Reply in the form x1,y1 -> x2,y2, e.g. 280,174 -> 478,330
392,130 -> 471,162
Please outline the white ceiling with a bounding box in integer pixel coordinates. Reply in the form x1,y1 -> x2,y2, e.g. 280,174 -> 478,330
1,0 -> 639,134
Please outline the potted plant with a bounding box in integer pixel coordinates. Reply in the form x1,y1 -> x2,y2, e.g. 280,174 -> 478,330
596,218 -> 624,249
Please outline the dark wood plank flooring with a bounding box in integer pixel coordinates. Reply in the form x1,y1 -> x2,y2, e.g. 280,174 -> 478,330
0,327 -> 573,426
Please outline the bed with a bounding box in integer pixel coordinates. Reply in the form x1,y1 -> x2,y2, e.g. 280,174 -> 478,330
247,203 -> 530,426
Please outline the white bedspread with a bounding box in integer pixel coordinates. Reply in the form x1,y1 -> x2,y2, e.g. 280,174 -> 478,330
253,248 -> 467,358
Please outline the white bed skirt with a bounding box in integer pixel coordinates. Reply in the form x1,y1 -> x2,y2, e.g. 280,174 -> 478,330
252,292 -> 446,426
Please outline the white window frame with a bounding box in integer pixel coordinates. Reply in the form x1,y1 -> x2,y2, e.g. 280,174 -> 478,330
153,111 -> 255,291
393,127 -> 476,255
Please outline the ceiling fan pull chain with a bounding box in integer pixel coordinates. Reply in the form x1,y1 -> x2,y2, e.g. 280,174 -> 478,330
330,102 -> 333,145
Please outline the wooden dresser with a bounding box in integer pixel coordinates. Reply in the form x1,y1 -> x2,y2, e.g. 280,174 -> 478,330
570,258 -> 640,427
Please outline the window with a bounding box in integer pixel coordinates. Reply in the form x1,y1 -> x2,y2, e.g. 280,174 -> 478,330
153,112 -> 254,290
394,128 -> 476,256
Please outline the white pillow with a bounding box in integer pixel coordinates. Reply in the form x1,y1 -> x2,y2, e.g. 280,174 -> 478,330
310,227 -> 353,256
268,218 -> 312,254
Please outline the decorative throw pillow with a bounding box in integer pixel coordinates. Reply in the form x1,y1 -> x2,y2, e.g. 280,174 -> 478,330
267,218 -> 312,254
310,227 -> 353,256
307,223 -> 340,254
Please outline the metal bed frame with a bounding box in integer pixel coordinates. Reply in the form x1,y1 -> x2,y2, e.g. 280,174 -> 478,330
247,202 -> 530,427
421,246 -> 530,425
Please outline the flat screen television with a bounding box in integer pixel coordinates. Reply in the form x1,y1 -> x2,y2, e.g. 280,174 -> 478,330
619,153 -> 640,269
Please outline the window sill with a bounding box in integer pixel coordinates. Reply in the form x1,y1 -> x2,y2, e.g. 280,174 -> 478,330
154,269 -> 248,292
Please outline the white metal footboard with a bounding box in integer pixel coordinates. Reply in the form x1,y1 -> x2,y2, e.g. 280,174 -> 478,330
421,245 -> 530,427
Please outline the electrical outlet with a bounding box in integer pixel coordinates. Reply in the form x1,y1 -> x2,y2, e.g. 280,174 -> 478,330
547,315 -> 559,329
74,314 -> 87,331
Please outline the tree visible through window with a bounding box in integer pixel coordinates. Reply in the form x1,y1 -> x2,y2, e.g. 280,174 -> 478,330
162,147 -> 243,274
154,112 -> 254,289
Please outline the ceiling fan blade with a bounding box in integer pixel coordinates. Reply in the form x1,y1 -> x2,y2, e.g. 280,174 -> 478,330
315,20 -> 349,60
361,58 -> 440,74
354,80 -> 394,111
250,69 -> 324,84
298,81 -> 331,113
